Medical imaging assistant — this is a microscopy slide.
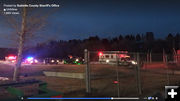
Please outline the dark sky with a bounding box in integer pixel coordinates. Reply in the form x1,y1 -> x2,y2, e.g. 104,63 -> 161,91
1,0 -> 180,47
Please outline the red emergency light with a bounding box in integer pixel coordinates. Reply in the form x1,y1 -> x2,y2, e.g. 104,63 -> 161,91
113,81 -> 119,84
119,54 -> 126,58
8,56 -> 17,60
98,52 -> 103,56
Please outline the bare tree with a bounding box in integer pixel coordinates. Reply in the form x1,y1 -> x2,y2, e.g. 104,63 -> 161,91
13,8 -> 55,81
13,7 -> 27,81
2,5 -> 58,81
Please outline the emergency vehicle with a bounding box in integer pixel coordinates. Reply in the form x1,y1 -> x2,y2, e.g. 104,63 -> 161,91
5,55 -> 17,63
98,51 -> 137,65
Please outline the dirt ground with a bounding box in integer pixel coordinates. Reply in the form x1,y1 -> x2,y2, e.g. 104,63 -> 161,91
0,63 -> 180,99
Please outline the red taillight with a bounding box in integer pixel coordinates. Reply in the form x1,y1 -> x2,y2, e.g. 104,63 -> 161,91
98,52 -> 103,56
113,81 -> 119,84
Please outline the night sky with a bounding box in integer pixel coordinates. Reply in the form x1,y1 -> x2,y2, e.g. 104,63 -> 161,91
0,0 -> 180,48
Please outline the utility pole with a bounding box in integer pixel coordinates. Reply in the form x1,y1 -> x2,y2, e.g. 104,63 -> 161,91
13,7 -> 27,81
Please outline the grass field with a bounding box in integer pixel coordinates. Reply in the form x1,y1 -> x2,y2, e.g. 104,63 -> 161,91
0,63 -> 180,100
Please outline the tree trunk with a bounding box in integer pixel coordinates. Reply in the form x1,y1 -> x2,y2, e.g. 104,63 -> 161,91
13,7 -> 27,81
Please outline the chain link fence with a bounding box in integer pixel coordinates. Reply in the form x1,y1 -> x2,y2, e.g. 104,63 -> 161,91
84,50 -> 180,98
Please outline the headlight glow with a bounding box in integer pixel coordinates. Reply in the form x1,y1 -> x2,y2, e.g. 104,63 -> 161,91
75,59 -> 79,62
35,59 -> 38,63
131,61 -> 137,65
106,59 -> 109,63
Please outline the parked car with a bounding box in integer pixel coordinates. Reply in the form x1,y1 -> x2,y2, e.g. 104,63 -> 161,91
43,58 -> 61,65
63,57 -> 84,65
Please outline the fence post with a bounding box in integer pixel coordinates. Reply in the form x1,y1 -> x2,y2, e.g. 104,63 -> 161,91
163,49 -> 165,63
84,49 -> 91,93
165,55 -> 170,85
150,52 -> 152,63
147,53 -> 149,64
136,53 -> 142,95
116,53 -> 120,97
